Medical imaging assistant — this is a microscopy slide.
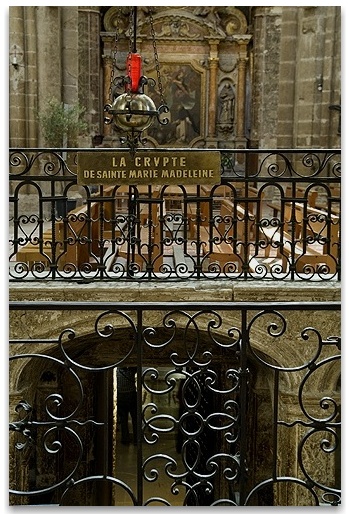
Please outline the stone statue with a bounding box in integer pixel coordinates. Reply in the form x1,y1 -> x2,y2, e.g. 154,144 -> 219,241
219,83 -> 235,126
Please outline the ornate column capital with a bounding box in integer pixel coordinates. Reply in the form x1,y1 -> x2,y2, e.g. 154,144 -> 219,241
102,55 -> 114,66
208,56 -> 219,67
232,34 -> 252,47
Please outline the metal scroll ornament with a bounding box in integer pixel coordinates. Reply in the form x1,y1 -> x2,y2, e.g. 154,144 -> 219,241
104,8 -> 169,154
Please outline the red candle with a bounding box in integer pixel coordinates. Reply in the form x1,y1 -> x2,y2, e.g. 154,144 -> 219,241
126,53 -> 142,93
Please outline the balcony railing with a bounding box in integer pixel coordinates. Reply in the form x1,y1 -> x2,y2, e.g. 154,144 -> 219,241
9,300 -> 341,506
9,148 -> 341,281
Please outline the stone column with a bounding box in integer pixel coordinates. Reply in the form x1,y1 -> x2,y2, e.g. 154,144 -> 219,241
24,7 -> 38,148
102,54 -> 114,138
206,40 -> 220,147
36,6 -> 62,132
62,7 -> 79,107
78,7 -> 102,145
234,36 -> 252,141
233,36 -> 251,171
9,6 -> 26,148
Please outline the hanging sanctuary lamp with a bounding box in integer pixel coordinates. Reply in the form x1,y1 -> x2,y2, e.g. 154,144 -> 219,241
104,7 -> 169,154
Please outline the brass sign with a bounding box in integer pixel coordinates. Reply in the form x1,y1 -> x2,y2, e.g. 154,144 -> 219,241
77,151 -> 221,185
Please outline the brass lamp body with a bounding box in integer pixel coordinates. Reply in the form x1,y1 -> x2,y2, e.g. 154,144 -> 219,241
111,92 -> 157,132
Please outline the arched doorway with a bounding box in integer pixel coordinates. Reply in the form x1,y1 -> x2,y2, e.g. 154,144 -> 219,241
10,323 -> 275,506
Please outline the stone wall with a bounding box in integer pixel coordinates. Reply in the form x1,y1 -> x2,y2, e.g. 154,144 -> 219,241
9,6 -> 341,150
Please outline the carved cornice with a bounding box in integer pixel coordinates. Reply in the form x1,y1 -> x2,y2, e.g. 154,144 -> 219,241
102,6 -> 249,41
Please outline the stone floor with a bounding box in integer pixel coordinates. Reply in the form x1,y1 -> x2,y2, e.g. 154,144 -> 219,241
114,429 -> 186,506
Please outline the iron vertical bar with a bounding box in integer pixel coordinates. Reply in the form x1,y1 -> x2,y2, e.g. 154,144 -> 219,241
51,179 -> 57,279
136,308 -> 143,505
95,370 -> 111,505
290,181 -> 297,280
272,369 -> 280,481
128,189 -> 136,278
239,307 -> 249,505
242,179 -> 249,279
98,185 -> 105,279
103,370 -> 109,478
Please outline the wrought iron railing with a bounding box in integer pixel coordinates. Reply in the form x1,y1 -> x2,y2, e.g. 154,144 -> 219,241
9,148 -> 341,281
9,300 -> 341,506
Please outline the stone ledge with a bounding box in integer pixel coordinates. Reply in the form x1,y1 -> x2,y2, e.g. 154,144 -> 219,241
9,279 -> 340,303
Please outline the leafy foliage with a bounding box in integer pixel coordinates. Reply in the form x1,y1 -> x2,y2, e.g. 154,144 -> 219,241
38,98 -> 88,147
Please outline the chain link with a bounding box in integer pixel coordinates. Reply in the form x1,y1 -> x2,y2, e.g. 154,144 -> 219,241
108,8 -> 121,103
108,8 -> 168,112
149,9 -> 166,105
128,7 -> 134,55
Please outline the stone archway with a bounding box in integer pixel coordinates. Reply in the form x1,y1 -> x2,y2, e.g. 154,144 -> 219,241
10,323 -> 273,505
9,298 -> 340,506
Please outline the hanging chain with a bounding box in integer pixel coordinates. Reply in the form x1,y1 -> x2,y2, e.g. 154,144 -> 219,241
126,7 -> 135,86
149,9 -> 166,106
108,9 -> 121,103
128,7 -> 134,55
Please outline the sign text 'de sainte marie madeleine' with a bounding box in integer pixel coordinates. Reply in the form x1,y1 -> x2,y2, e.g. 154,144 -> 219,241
77,151 -> 221,185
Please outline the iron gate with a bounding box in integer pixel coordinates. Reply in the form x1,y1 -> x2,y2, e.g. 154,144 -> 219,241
9,301 -> 341,506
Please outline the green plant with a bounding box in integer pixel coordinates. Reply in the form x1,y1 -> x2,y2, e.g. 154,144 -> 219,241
38,98 -> 88,147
